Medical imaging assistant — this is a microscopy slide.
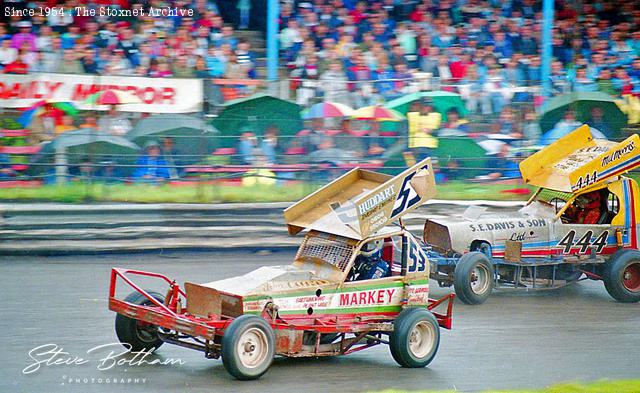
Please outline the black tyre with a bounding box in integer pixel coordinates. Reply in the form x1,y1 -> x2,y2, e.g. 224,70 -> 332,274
604,249 -> 640,303
221,315 -> 275,380
115,291 -> 165,352
390,308 -> 440,368
454,252 -> 494,305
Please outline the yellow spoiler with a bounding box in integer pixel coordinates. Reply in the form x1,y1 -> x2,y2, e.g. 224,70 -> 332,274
520,125 -> 640,192
284,158 -> 436,240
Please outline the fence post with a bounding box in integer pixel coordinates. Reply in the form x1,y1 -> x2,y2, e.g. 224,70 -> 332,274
54,145 -> 68,184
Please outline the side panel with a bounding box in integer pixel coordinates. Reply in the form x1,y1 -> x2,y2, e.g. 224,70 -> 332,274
242,280 -> 404,318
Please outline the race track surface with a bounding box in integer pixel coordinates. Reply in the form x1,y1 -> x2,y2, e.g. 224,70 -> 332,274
3,251 -> 639,393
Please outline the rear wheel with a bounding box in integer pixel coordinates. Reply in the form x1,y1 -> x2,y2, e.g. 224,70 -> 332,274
389,308 -> 440,368
604,249 -> 640,303
454,252 -> 494,305
115,291 -> 165,351
221,315 -> 275,380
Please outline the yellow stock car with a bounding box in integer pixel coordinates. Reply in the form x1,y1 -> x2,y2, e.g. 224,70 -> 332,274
425,126 -> 640,304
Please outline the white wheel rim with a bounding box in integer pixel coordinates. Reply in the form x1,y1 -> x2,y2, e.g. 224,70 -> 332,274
408,321 -> 436,359
237,327 -> 269,369
470,265 -> 490,295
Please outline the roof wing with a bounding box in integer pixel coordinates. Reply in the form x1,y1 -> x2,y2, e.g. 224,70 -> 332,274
519,124 -> 635,192
284,158 -> 436,240
568,133 -> 640,192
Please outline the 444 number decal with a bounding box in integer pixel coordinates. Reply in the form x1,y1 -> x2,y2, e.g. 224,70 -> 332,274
557,230 -> 609,254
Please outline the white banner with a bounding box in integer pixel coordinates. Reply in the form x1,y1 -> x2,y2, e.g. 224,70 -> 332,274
0,73 -> 203,113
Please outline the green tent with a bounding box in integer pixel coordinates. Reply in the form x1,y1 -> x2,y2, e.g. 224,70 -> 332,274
385,91 -> 467,121
539,92 -> 627,137
211,93 -> 303,148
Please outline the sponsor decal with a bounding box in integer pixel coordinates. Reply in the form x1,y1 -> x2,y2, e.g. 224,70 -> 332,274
339,289 -> 396,306
469,219 -> 545,232
601,141 -> 635,166
357,185 -> 396,218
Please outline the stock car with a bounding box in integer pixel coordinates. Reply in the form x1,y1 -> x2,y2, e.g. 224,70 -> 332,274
108,158 -> 454,380
425,125 -> 640,305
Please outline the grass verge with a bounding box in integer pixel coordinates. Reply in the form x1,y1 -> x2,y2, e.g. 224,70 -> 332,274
374,379 -> 640,393
0,181 -> 533,204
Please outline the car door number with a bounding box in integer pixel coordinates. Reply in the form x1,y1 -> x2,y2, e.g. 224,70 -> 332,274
557,230 -> 609,254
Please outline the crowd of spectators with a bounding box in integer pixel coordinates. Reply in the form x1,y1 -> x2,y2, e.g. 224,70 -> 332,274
0,0 -> 258,80
281,0 -> 640,113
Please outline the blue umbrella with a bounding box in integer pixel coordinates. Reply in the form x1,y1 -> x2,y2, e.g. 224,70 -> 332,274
539,125 -> 607,146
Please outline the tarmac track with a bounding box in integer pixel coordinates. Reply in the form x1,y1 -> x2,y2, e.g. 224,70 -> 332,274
2,250 -> 639,393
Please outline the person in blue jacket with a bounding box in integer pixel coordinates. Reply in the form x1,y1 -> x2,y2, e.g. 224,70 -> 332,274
349,239 -> 390,281
133,141 -> 170,183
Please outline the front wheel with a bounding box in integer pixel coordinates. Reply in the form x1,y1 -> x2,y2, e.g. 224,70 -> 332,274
604,249 -> 640,303
389,308 -> 440,368
454,252 -> 494,305
115,291 -> 165,352
221,315 -> 275,380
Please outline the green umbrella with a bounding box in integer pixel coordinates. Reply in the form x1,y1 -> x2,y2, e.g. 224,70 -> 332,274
126,114 -> 219,164
385,91 -> 467,121
210,93 -> 303,148
37,129 -> 141,164
539,92 -> 627,137
434,136 -> 488,178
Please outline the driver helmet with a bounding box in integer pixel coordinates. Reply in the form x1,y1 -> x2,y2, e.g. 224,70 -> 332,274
361,239 -> 383,258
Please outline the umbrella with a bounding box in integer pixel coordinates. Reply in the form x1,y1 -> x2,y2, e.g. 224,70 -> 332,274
85,90 -> 141,106
351,105 -> 405,121
538,92 -> 627,137
385,91 -> 467,121
539,125 -> 607,146
18,100 -> 78,127
126,114 -> 219,164
308,148 -> 357,165
211,93 -> 303,148
302,102 -> 354,119
36,129 -> 141,164
434,136 -> 488,178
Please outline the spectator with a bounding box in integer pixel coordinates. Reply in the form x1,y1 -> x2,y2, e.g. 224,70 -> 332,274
483,66 -> 507,114
439,108 -> 470,136
133,141 -> 171,183
521,109 -> 542,146
331,119 -> 366,158
237,0 -> 252,30
172,55 -> 196,78
54,115 -> 77,135
11,21 -> 36,52
3,51 -> 29,74
238,132 -> 258,164
573,67 -> 598,92
0,138 -> 16,180
98,106 -> 132,136
586,107 -> 615,138
0,39 -> 18,66
161,137 -> 179,179
260,127 -> 283,165
319,61 -> 350,105
554,110 -> 582,135
597,68 -> 617,96
407,98 -> 441,160
79,115 -> 98,129
55,49 -> 84,74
